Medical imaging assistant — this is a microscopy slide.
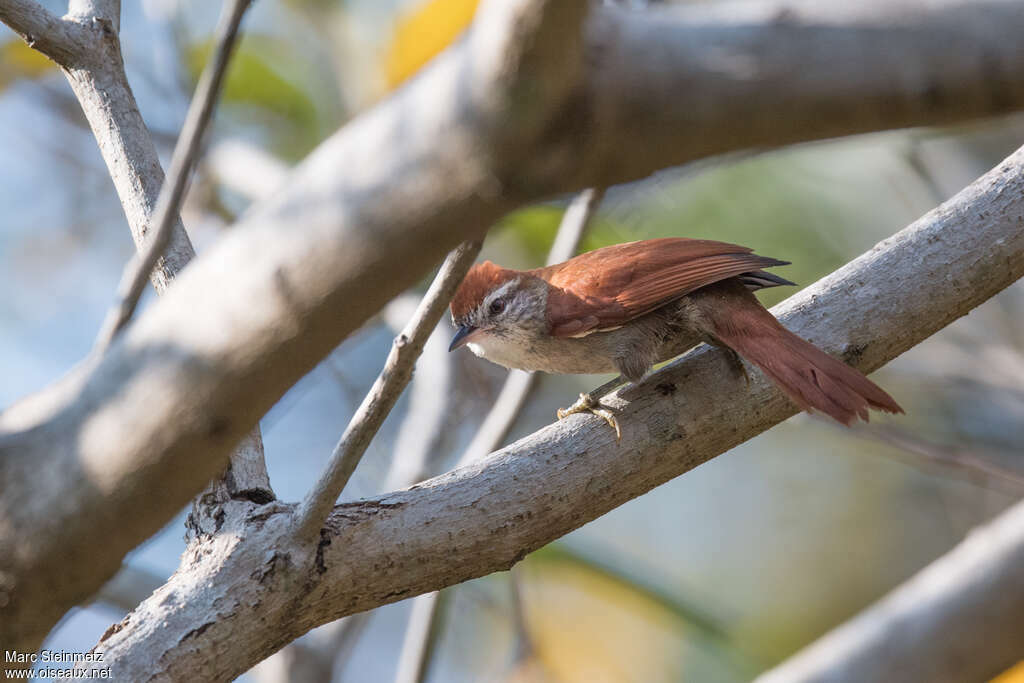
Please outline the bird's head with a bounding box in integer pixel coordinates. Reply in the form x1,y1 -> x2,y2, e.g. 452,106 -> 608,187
448,261 -> 548,355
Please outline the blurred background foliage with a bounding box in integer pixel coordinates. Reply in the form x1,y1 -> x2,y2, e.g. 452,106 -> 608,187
0,0 -> 1022,681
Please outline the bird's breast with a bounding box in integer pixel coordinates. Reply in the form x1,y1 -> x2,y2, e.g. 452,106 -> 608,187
466,334 -> 620,375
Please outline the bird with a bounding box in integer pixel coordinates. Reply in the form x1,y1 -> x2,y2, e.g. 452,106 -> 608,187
448,237 -> 902,437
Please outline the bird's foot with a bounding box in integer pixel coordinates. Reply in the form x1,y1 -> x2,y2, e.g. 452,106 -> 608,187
722,348 -> 750,385
557,392 -> 621,440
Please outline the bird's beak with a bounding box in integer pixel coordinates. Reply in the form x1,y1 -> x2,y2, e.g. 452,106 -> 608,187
448,324 -> 479,352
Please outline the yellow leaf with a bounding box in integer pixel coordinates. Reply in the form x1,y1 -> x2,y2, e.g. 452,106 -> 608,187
992,661 -> 1024,683
522,562 -> 684,682
0,40 -> 57,90
384,0 -> 479,89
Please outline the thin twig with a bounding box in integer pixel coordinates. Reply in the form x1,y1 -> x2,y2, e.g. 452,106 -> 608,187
393,591 -> 449,683
546,187 -> 604,266
383,295 -> 455,490
382,188 -> 603,492
458,370 -> 539,467
287,244 -> 481,679
850,423 -> 1024,494
93,0 -> 252,351
392,188 -> 604,683
324,613 -> 374,678
507,566 -> 536,667
253,613 -> 373,683
294,241 -> 483,543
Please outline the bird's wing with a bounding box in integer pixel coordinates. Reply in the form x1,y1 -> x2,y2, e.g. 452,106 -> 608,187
535,238 -> 789,338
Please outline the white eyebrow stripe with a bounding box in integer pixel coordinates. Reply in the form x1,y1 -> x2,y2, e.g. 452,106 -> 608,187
481,279 -> 519,310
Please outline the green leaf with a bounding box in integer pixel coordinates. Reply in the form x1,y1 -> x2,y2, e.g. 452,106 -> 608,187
186,36 -> 321,158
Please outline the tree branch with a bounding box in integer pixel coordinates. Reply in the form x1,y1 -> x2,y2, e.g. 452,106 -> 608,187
546,188 -> 603,266
754,497 -> 1024,683
852,424 -> 1024,494
0,0 -> 87,65
94,0 -> 252,349
67,0 -> 118,29
382,311 -> 455,490
392,186 -> 603,682
512,0 -> 1024,189
295,240 -> 483,543
92,141 -> 1024,680
58,7 -> 195,294
61,0 -> 272,522
393,591 -> 447,683
0,0 -> 590,653
91,564 -> 165,614
0,0 -> 271,654
3,0 -> 1024,661
250,612 -> 372,683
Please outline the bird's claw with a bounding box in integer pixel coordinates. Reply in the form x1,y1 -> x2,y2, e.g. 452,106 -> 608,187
557,392 -> 621,440
723,348 -> 750,386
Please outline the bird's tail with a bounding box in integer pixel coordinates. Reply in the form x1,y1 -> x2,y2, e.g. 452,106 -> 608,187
705,288 -> 903,425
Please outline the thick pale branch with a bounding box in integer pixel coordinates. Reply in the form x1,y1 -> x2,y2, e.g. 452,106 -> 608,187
67,0 -> 119,28
755,497 -> 1024,683
94,144 -> 1024,680
92,564 -> 165,614
4,0 -> 1024,659
0,0 -> 270,653
59,10 -> 195,292
519,0 -> 1024,189
53,0 -> 273,526
0,0 -> 589,652
0,0 -> 87,65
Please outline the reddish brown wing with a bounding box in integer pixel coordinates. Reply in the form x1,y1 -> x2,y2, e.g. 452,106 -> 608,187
533,238 -> 788,337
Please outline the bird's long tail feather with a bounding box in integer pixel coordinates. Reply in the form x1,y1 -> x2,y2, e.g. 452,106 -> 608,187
706,289 -> 903,425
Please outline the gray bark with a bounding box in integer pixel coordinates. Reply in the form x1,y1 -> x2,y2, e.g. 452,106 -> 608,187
0,0 -> 272,654
1,0 -> 1024,677
92,143 -> 1024,681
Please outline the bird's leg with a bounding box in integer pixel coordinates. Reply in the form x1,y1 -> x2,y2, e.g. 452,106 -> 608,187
721,347 -> 750,385
556,375 -> 628,440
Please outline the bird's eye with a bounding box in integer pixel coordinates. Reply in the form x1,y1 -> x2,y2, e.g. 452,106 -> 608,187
488,298 -> 506,315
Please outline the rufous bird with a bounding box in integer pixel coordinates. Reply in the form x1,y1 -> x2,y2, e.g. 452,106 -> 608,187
449,237 -> 902,437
